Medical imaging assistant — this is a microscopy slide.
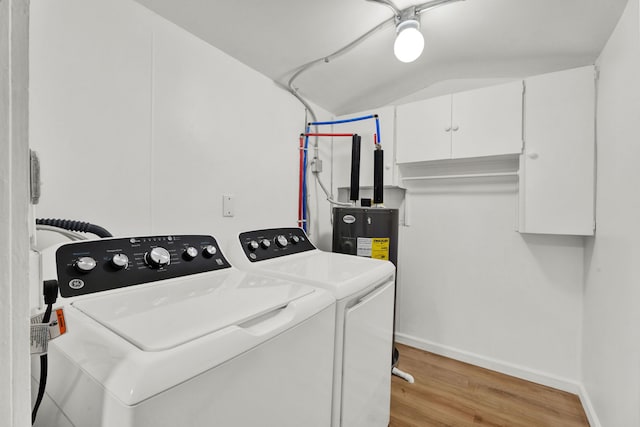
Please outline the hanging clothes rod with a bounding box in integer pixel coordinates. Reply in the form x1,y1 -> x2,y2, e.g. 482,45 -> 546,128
401,171 -> 519,181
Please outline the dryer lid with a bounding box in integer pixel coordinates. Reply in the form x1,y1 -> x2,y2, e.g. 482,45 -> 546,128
72,270 -> 314,351
254,251 -> 395,300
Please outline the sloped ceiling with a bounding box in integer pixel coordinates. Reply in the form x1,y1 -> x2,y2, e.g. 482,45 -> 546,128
134,0 -> 627,115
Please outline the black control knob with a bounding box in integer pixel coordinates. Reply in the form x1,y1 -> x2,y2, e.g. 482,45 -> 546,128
290,235 -> 300,245
183,246 -> 198,261
276,235 -> 288,248
144,247 -> 171,268
260,239 -> 271,249
111,253 -> 129,270
247,240 -> 259,251
74,256 -> 97,273
203,245 -> 217,258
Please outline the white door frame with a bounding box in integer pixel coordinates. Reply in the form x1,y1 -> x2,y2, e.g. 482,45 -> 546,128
1,0 -> 32,426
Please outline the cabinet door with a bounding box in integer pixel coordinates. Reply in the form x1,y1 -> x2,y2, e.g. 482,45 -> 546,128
396,94 -> 451,163
519,66 -> 595,235
451,81 -> 523,158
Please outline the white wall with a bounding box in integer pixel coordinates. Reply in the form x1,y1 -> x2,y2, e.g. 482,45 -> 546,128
395,179 -> 585,389
30,0 -> 153,240
29,0 -> 325,253
582,0 -> 640,425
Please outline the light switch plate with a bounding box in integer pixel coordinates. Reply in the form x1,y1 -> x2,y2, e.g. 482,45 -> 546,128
223,195 -> 234,217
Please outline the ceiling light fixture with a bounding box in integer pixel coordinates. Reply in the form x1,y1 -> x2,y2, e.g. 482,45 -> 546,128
394,7 -> 424,63
287,0 -> 465,115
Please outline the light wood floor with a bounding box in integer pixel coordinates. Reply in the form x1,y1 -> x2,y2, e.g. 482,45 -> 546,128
390,344 -> 589,427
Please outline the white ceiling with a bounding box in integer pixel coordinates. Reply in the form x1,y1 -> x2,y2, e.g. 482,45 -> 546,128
133,0 -> 627,116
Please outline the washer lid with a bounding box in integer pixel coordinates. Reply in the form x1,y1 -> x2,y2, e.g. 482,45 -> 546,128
71,270 -> 314,351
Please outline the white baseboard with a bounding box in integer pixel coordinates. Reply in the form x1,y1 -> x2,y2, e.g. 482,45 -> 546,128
576,383 -> 601,427
395,333 -> 601,426
395,332 -> 581,393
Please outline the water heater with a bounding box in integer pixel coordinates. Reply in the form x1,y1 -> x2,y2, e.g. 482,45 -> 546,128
332,207 -> 399,265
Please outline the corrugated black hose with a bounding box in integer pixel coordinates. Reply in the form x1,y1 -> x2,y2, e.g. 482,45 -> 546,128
35,218 -> 113,238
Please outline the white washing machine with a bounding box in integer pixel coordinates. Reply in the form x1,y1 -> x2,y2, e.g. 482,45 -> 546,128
32,234 -> 335,427
227,227 -> 396,427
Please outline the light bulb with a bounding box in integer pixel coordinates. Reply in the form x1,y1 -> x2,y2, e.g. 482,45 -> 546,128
394,19 -> 424,63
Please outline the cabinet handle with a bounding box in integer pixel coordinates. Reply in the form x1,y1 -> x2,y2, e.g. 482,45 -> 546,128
452,125 -> 459,131
527,152 -> 539,159
445,126 -> 451,132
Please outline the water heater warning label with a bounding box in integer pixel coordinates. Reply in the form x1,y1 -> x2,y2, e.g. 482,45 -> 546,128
356,237 -> 390,260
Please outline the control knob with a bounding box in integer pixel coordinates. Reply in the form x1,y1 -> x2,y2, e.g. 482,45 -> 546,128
290,235 -> 300,245
276,235 -> 288,248
203,245 -> 217,258
260,239 -> 271,249
247,240 -> 260,252
111,253 -> 129,270
183,246 -> 198,261
144,247 -> 171,268
74,256 -> 97,273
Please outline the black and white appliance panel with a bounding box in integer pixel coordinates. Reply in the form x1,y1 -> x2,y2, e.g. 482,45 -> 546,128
56,235 -> 231,297
239,228 -> 315,262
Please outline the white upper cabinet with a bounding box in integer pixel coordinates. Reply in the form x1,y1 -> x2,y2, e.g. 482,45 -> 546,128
396,94 -> 451,162
452,81 -> 524,158
396,81 -> 524,163
518,65 -> 596,236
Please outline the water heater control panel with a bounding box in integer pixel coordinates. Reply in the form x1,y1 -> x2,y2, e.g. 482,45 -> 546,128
55,235 -> 231,297
239,228 -> 315,262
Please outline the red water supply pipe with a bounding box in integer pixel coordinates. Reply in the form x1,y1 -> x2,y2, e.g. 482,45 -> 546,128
298,135 -> 304,227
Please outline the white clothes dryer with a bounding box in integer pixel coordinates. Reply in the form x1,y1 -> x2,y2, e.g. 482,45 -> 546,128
32,234 -> 335,427
227,227 -> 396,427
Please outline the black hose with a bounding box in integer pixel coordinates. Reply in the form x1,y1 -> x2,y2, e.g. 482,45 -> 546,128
31,304 -> 52,425
36,218 -> 113,238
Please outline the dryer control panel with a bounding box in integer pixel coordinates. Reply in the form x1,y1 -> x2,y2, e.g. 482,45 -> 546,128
56,235 -> 231,297
239,228 -> 315,262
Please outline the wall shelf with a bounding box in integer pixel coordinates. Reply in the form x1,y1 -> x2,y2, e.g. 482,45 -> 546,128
402,171 -> 518,181
398,154 -> 520,182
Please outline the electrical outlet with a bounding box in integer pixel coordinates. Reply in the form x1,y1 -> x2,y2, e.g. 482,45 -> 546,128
223,195 -> 234,217
311,158 -> 323,173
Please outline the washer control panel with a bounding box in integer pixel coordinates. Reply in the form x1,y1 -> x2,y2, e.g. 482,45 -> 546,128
56,235 -> 231,297
239,228 -> 315,262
